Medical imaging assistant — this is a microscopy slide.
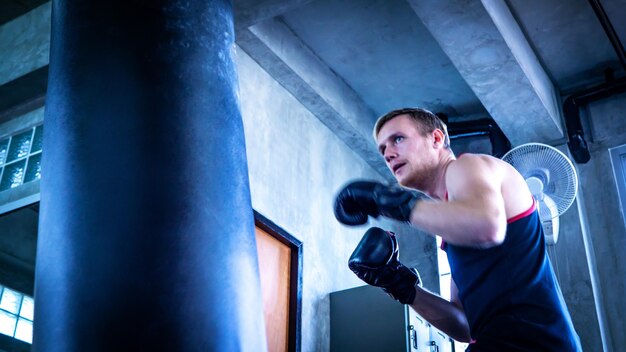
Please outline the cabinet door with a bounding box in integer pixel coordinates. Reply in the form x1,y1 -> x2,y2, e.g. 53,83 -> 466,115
430,327 -> 455,352
407,310 -> 432,351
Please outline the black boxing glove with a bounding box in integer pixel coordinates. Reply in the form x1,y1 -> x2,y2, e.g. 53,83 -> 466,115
349,227 -> 421,304
334,180 -> 426,225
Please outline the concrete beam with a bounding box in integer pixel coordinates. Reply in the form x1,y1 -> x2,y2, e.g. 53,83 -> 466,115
236,18 -> 394,182
0,2 -> 50,86
234,0 -> 314,29
407,0 -> 564,145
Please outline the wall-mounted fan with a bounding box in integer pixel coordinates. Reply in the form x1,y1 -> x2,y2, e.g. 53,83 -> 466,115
502,143 -> 578,245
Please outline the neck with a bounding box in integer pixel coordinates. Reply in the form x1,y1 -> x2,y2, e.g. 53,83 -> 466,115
425,151 -> 456,200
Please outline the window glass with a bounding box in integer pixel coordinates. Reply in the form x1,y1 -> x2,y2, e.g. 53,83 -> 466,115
609,145 -> 626,230
0,159 -> 27,191
436,237 -> 467,350
0,286 -> 34,344
19,296 -> 34,321
0,139 -> 8,165
0,288 -> 22,314
0,124 -> 44,194
6,130 -> 33,163
31,126 -> 43,153
14,318 -> 33,343
435,236 -> 451,298
0,310 -> 17,336
24,153 -> 42,183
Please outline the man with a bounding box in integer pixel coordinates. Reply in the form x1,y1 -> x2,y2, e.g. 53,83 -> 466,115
334,108 -> 581,351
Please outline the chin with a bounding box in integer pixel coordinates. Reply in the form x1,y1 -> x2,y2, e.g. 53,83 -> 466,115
395,175 -> 411,188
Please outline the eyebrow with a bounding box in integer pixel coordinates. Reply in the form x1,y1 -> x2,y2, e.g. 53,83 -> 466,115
377,132 -> 403,155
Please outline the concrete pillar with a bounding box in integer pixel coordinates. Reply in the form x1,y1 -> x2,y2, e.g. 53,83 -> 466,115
33,0 -> 267,351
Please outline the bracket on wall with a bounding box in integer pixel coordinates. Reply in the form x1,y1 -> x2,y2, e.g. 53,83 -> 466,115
438,113 -> 512,158
563,76 -> 626,164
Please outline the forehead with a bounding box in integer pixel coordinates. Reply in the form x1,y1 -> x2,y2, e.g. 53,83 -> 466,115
376,115 -> 419,141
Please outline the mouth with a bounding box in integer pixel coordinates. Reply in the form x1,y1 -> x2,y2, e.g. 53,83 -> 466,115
392,163 -> 406,174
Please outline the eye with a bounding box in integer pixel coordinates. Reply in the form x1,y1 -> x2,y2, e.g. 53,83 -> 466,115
393,136 -> 404,144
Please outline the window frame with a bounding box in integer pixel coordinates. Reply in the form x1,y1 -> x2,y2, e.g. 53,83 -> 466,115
0,107 -> 44,216
609,144 -> 626,230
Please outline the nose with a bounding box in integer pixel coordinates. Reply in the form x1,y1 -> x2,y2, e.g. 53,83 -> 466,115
384,147 -> 396,163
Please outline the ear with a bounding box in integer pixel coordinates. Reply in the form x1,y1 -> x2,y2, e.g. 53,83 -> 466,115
432,129 -> 445,148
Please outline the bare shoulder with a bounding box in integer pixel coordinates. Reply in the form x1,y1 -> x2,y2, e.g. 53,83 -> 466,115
445,154 -> 504,198
447,153 -> 504,179
448,154 -> 533,216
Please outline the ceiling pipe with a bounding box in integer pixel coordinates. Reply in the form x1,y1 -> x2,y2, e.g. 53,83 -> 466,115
587,0 -> 626,71
561,0 -> 626,164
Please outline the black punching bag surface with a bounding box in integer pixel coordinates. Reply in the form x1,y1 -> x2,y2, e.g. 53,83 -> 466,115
34,0 -> 267,351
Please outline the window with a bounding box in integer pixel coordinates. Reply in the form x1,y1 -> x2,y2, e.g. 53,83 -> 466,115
435,236 -> 451,300
0,285 -> 33,344
436,236 -> 468,351
0,124 -> 43,192
610,144 -> 626,230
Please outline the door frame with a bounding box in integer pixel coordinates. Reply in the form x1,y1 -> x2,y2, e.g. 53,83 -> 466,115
254,210 -> 302,352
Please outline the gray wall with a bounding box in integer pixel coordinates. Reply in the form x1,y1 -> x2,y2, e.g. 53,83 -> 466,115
576,92 -> 626,351
548,179 -> 602,352
236,47 -> 437,351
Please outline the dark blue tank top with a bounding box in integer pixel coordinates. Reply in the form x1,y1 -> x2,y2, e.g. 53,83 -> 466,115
443,202 -> 582,351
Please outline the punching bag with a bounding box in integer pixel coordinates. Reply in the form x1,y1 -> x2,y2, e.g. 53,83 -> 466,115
34,0 -> 267,350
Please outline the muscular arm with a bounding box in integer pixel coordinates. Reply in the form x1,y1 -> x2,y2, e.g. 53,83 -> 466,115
408,278 -> 471,342
409,155 -> 508,247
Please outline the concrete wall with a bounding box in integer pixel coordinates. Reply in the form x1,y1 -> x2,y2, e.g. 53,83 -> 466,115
548,180 -> 602,352
576,92 -> 626,351
236,47 -> 438,351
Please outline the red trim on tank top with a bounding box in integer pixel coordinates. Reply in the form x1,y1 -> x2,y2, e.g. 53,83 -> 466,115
440,192 -> 449,250
506,199 -> 536,224
440,194 -> 534,249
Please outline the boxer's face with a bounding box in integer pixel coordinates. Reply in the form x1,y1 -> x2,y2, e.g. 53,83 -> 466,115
376,114 -> 438,190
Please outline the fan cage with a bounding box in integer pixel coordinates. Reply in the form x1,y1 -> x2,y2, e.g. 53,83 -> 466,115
502,143 -> 578,218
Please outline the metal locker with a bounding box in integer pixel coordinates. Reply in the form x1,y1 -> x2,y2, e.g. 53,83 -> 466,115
330,285 -> 457,352
407,312 -> 431,351
430,327 -> 455,352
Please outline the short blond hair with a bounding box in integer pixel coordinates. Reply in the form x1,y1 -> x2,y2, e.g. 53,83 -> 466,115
373,107 -> 450,149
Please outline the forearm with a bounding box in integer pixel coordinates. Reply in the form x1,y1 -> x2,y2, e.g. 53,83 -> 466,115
409,199 -> 505,247
409,287 -> 471,342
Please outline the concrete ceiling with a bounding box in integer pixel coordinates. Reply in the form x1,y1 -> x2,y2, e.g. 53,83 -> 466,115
507,0 -> 623,92
2,0 -> 625,151
281,0 -> 486,117
275,0 -> 624,137
232,0 -> 626,164
292,0 -> 625,102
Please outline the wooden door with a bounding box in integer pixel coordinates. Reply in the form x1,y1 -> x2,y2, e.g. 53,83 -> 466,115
256,226 -> 291,352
